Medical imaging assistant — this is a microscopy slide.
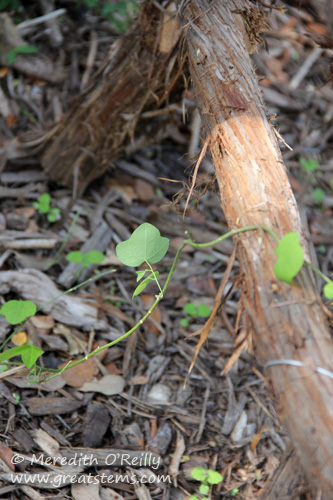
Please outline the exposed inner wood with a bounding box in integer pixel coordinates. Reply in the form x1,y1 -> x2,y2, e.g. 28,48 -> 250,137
177,0 -> 333,497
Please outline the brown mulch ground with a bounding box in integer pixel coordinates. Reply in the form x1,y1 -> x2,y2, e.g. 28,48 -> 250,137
0,1 -> 332,499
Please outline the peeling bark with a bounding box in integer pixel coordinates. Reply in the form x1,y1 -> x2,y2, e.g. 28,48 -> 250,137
177,1 -> 333,497
40,2 -> 183,194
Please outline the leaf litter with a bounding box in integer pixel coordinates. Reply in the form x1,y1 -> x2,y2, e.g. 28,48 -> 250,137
0,2 -> 332,499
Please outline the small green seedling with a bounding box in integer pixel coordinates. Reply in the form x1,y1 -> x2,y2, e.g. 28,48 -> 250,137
1,222 -> 333,386
33,193 -> 60,222
180,302 -> 211,328
0,300 -> 44,370
7,45 -> 38,64
231,488 -> 239,496
299,157 -> 319,173
66,250 -> 105,276
12,392 -> 20,403
116,222 -> 169,298
189,467 -> 223,500
312,187 -> 325,205
323,282 -> 333,300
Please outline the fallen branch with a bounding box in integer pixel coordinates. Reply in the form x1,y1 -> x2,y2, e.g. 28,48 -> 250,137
177,0 -> 333,497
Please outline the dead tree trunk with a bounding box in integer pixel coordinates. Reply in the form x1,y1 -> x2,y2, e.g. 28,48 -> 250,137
39,2 -> 183,194
177,0 -> 333,497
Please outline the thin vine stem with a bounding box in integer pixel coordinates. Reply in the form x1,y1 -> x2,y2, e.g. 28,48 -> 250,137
305,261 -> 331,283
7,222 -> 322,384
42,293 -> 163,382
41,225 -> 264,382
145,261 -> 163,297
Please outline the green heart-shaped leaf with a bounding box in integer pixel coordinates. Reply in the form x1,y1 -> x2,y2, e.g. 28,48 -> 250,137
20,345 -> 44,369
323,282 -> 333,300
299,157 -> 319,172
190,467 -> 207,482
183,302 -> 198,317
274,232 -> 304,284
0,345 -> 44,369
0,300 -> 37,325
86,250 -> 105,264
199,484 -> 210,495
197,304 -> 211,318
206,470 -> 223,484
36,193 -> 51,213
66,251 -> 83,263
116,223 -> 169,267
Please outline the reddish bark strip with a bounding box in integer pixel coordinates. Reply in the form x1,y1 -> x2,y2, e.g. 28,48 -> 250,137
177,1 -> 333,497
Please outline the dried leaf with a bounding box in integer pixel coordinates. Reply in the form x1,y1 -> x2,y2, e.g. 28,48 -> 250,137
0,443 -> 15,471
12,331 -> 28,346
105,362 -> 122,375
112,184 -> 137,203
60,359 -> 97,388
15,206 -> 35,218
53,324 -> 82,355
134,179 -> 155,202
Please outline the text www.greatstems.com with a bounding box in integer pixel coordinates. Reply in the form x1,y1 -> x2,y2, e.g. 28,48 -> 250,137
11,472 -> 172,488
